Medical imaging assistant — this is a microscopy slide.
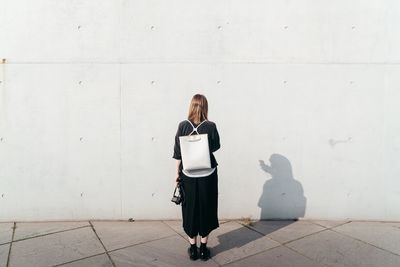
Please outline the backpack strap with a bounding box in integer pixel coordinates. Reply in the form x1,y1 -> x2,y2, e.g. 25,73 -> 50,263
186,119 -> 207,135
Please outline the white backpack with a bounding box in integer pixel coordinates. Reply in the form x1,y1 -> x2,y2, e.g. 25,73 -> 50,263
179,119 -> 215,177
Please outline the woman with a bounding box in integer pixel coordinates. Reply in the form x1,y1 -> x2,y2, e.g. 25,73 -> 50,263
172,94 -> 221,261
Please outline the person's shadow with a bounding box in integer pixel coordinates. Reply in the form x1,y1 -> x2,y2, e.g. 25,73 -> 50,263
258,153 -> 306,219
212,154 -> 306,258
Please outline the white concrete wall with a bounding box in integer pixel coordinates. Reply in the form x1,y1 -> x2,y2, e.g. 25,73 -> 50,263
1,0 -> 399,221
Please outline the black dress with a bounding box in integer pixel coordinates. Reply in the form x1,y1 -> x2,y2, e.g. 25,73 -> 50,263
172,119 -> 221,237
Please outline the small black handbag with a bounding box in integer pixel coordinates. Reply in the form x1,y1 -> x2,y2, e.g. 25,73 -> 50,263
171,177 -> 185,205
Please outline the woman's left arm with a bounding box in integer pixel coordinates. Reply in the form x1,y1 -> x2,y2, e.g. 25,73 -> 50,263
173,123 -> 182,184
210,124 -> 221,152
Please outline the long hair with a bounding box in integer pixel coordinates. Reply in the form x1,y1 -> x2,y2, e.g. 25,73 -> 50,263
187,94 -> 208,124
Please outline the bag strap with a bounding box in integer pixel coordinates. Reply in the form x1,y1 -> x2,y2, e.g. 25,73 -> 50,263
173,183 -> 179,196
186,119 -> 207,135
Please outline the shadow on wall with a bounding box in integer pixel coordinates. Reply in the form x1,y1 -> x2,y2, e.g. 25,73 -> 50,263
258,153 -> 306,220
212,154 -> 306,255
211,154 -> 306,257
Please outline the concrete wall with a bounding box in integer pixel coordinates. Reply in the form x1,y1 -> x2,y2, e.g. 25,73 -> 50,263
1,0 -> 399,221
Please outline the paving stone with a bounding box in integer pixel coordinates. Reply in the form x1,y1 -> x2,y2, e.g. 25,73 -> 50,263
207,221 -> 280,265
389,222 -> 400,230
58,254 -> 113,267
14,221 -> 89,241
310,220 -> 350,229
110,234 -> 218,267
248,220 -> 325,244
162,220 -> 229,237
0,223 -> 14,244
91,221 -> 176,251
9,227 -> 105,267
333,221 -> 400,255
0,244 -> 10,267
162,220 -> 185,235
224,245 -> 321,267
286,229 -> 400,267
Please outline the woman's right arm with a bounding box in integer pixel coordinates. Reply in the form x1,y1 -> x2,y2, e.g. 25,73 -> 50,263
175,160 -> 182,181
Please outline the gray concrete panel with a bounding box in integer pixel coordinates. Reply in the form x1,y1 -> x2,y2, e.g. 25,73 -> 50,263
1,0 -> 119,62
58,254 -> 113,267
0,244 -> 10,267
224,245 -> 321,267
248,220 -> 326,243
206,221 -> 280,265
3,1 -> 398,63
91,221 -> 176,251
110,235 -> 218,267
310,220 -> 350,229
286,229 -> 400,267
9,227 -> 105,267
0,64 -> 121,221
334,221 -> 400,255
0,223 -> 13,244
14,221 -> 89,241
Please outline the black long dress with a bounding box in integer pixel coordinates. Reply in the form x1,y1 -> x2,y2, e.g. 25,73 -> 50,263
172,119 -> 221,237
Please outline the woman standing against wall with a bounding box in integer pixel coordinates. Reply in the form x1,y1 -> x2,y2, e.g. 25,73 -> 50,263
173,94 -> 221,261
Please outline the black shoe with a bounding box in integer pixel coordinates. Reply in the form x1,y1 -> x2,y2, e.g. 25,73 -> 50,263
187,245 -> 198,260
199,245 -> 210,261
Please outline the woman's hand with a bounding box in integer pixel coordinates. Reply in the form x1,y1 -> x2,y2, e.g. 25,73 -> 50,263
175,175 -> 180,186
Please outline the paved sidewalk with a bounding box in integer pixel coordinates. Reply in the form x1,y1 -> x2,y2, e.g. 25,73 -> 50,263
1,219 -> 400,267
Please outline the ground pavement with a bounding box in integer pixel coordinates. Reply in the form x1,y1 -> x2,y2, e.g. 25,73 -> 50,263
1,219 -> 400,266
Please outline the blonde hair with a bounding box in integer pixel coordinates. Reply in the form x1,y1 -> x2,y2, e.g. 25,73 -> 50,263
187,94 -> 208,124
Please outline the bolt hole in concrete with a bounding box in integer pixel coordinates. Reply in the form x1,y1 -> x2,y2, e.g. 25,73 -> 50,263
218,25 -> 223,30
0,137 -> 3,141
77,25 -> 82,30
150,26 -> 155,30
284,25 -> 288,29
351,25 -> 356,29
78,81 -> 83,85
150,80 -> 155,84
80,137 -> 83,141
217,80 -> 221,84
